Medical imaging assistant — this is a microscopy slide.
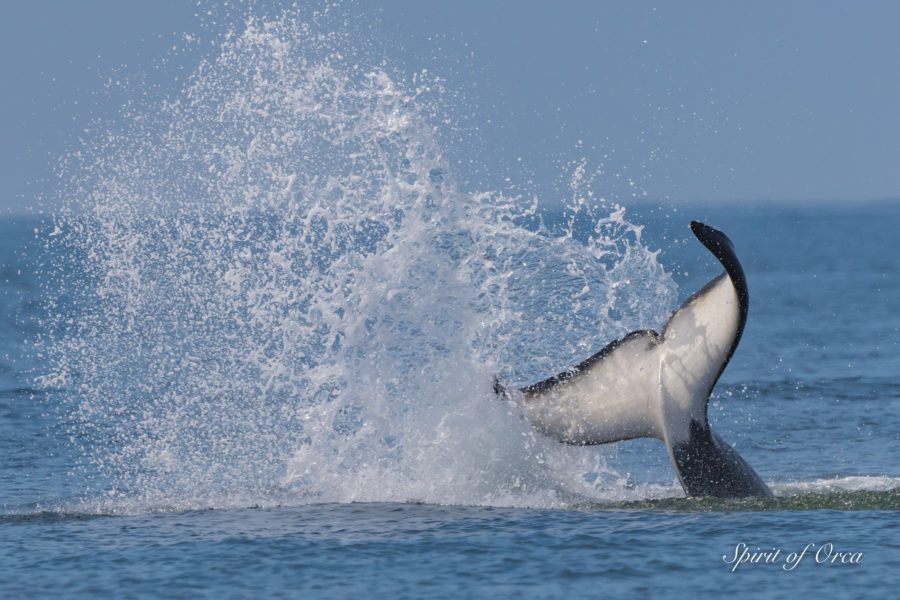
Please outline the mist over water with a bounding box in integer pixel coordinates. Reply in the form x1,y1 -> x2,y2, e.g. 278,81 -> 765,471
36,9 -> 680,512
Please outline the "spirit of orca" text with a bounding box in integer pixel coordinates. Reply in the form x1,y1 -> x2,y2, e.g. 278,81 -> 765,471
723,542 -> 863,572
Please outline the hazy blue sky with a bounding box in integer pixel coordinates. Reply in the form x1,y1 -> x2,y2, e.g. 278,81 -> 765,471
3,1 -> 899,214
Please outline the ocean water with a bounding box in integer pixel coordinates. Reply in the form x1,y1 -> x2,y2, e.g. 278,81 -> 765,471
2,7 -> 899,599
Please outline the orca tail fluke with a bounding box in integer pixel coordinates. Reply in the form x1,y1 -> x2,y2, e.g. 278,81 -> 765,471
493,220 -> 774,498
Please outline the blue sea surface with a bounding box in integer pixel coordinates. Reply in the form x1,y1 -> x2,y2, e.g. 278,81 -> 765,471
2,203 -> 899,598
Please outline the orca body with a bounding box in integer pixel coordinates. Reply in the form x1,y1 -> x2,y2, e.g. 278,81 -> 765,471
495,221 -> 772,498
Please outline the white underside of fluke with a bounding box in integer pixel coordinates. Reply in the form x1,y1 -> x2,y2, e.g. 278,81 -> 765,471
515,272 -> 740,451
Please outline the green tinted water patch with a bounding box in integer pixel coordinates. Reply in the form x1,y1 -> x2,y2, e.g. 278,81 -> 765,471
603,487 -> 900,512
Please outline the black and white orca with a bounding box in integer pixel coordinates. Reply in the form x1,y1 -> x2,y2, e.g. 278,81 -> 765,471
495,221 -> 773,498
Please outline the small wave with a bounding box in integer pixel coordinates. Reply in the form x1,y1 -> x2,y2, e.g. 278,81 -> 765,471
774,474 -> 900,495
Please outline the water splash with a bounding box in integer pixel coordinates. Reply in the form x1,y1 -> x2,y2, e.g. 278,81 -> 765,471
42,8 -> 679,511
